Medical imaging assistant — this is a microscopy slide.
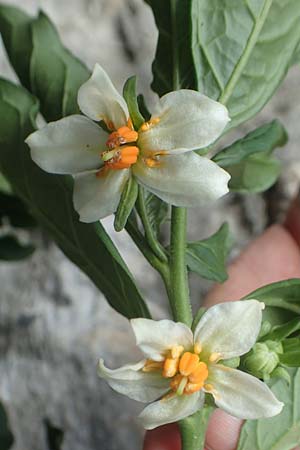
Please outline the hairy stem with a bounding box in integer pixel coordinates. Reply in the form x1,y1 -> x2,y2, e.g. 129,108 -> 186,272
168,206 -> 192,326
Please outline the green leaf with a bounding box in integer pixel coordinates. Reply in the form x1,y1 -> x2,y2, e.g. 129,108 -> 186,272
0,78 -> 150,319
0,192 -> 36,228
114,176 -> 138,232
213,120 -> 287,193
237,368 -> 300,450
0,235 -> 35,261
280,338 -> 300,367
0,402 -> 13,450
263,317 -> 300,342
0,172 -> 12,194
243,279 -> 300,326
123,76 -> 144,130
192,0 -> 300,129
186,223 -> 230,282
141,189 -> 169,238
146,0 -> 196,93
0,5 -> 90,121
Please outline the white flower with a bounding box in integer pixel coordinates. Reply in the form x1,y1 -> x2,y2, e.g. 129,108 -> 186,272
98,301 -> 283,430
25,64 -> 231,222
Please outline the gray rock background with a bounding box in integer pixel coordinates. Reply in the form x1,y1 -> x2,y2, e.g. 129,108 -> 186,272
0,1 -> 300,449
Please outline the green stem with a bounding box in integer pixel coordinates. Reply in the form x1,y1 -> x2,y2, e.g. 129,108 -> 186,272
137,187 -> 168,263
168,206 -> 192,326
179,407 -> 214,450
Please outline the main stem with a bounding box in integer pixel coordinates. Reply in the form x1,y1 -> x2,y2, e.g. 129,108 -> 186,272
168,206 -> 192,326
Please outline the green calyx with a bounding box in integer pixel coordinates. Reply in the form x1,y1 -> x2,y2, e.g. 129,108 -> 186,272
242,341 -> 283,380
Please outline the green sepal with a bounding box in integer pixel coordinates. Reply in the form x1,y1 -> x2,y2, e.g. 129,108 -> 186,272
123,76 -> 144,130
114,177 -> 138,232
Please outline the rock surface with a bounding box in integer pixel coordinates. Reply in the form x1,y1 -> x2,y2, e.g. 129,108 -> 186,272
0,1 -> 300,449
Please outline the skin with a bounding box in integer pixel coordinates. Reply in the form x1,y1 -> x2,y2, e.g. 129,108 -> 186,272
144,196 -> 300,450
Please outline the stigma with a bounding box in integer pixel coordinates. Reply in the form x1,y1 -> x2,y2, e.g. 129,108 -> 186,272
102,119 -> 139,170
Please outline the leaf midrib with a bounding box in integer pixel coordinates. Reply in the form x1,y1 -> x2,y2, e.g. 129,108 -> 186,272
219,0 -> 273,105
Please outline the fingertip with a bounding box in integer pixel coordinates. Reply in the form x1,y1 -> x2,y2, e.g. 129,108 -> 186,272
143,423 -> 181,450
205,409 -> 242,450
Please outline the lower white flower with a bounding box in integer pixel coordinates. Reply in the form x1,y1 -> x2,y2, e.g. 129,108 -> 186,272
98,300 -> 283,430
25,63 -> 231,223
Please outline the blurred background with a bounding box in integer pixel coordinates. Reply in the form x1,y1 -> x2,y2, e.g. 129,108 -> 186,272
0,0 -> 300,449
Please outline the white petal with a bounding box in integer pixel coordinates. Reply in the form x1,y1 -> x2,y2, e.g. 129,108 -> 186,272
26,115 -> 106,174
77,63 -> 128,129
209,365 -> 283,419
131,318 -> 193,361
138,90 -> 229,154
133,152 -> 230,207
139,391 -> 204,430
194,300 -> 263,360
98,359 -> 169,403
73,169 -> 130,222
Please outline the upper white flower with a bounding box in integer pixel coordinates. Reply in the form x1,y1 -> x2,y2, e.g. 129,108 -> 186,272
98,300 -> 283,430
25,64 -> 231,222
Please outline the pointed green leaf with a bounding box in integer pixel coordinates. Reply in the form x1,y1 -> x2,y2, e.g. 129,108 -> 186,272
192,0 -> 300,129
213,120 -> 287,193
114,176 -> 138,232
280,338 -> 300,367
243,279 -> 300,326
186,223 -> 230,282
0,78 -> 150,319
0,5 -> 90,121
263,318 -> 300,342
146,0 -> 196,93
140,190 -> 169,238
237,368 -> 300,450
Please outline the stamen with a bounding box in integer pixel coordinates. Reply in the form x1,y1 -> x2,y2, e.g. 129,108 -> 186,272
194,343 -> 202,355
171,345 -> 185,359
204,383 -> 214,392
104,146 -> 139,170
140,117 -> 160,132
106,126 -> 138,150
179,352 -> 200,376
188,362 -> 208,384
184,381 -> 205,395
163,357 -> 179,378
209,352 -> 221,363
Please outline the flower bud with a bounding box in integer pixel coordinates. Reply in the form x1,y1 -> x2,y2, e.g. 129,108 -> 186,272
242,341 -> 283,380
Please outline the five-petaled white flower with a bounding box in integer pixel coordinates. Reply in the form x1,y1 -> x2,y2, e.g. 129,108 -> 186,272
98,301 -> 283,429
25,64 -> 231,222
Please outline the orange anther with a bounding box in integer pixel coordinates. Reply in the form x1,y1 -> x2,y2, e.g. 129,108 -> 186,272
188,362 -> 208,384
106,126 -> 138,150
170,374 -> 184,391
179,352 -> 199,377
140,117 -> 160,132
184,381 -> 205,395
194,343 -> 202,355
171,345 -> 185,359
163,357 -> 179,378
105,146 -> 139,170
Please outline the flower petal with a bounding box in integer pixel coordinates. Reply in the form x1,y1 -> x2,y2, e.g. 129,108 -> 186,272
139,391 -> 204,429
208,365 -> 283,419
138,90 -> 229,154
131,318 -> 193,361
133,152 -> 230,207
26,115 -> 106,174
73,168 -> 130,222
98,359 -> 169,403
194,300 -> 263,360
77,63 -> 128,129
